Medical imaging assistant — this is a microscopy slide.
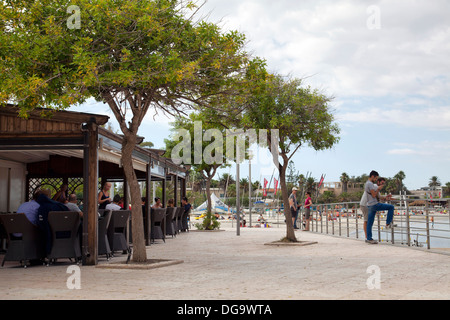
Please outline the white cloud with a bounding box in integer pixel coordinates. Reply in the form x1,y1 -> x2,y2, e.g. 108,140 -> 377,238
201,0 -> 450,99
339,106 -> 450,131
387,141 -> 450,162
387,148 -> 428,156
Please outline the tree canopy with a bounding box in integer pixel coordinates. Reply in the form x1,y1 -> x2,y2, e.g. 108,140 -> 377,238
0,0 -> 253,262
240,73 -> 340,241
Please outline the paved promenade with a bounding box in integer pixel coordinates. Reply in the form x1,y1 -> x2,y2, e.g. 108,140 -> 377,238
1,224 -> 449,300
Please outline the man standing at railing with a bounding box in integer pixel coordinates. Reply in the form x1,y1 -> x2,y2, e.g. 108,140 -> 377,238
365,171 -> 394,244
360,177 -> 387,240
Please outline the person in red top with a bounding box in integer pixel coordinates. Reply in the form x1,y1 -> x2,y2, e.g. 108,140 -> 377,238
304,192 -> 313,231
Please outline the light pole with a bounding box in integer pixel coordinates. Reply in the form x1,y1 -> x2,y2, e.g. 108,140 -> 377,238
236,146 -> 240,236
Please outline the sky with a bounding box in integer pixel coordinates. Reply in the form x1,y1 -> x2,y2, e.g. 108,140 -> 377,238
70,0 -> 450,191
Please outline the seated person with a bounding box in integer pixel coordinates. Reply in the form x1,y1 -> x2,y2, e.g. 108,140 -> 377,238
17,189 -> 42,226
141,197 -> 147,215
65,194 -> 83,218
181,197 -> 191,214
36,189 -> 69,254
167,198 -> 175,208
106,194 -> 122,211
53,184 -> 68,204
12,190 -> 42,237
152,197 -> 162,209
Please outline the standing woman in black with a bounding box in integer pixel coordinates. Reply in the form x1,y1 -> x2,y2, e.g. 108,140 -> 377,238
98,182 -> 112,210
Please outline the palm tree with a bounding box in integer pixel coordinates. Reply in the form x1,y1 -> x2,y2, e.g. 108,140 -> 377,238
240,178 -> 249,194
340,172 -> 350,193
385,178 -> 397,195
444,182 -> 450,197
305,177 -> 317,194
219,173 -> 234,196
394,171 -> 406,192
429,176 -> 441,188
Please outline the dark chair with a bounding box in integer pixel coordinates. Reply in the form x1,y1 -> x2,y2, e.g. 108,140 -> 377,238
98,209 -> 106,217
175,207 -> 184,233
98,209 -> 112,260
108,210 -> 131,254
181,207 -> 191,232
47,211 -> 82,265
0,214 -> 7,252
165,207 -> 177,237
0,213 -> 46,268
151,208 -> 166,243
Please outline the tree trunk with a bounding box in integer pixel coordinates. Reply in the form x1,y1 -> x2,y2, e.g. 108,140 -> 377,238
279,162 -> 297,242
121,133 -> 147,262
206,178 -> 212,214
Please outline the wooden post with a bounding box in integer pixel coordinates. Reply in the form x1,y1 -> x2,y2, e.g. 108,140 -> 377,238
162,168 -> 167,208
174,174 -> 178,206
145,163 -> 151,246
83,121 -> 99,265
180,176 -> 187,201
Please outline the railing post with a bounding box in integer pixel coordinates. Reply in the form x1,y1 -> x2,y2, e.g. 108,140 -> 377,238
391,199 -> 395,245
331,207 -> 335,235
338,206 -> 342,236
448,199 -> 450,226
405,195 -> 411,247
320,205 -> 323,233
377,212 -> 381,242
426,200 -> 431,250
346,203 -> 350,238
315,207 -> 318,232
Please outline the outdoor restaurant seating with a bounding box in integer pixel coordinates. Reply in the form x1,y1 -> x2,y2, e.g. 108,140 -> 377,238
47,211 -> 82,265
108,210 -> 131,254
0,213 -> 46,268
98,209 -> 112,260
165,207 -> 177,237
151,208 -> 166,243
0,205 -> 193,267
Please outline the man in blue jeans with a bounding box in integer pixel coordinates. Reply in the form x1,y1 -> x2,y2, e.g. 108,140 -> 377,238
365,171 -> 395,244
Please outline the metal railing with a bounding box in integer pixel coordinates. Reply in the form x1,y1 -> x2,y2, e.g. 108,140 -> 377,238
195,196 -> 450,252
297,197 -> 450,252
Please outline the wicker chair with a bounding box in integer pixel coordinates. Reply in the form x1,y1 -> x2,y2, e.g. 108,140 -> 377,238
165,207 -> 177,238
98,209 -> 112,260
46,211 -> 82,265
0,213 -> 46,268
151,208 -> 166,243
108,210 -> 131,254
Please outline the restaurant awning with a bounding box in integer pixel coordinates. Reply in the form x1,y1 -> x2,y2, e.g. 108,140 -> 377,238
0,104 -> 188,265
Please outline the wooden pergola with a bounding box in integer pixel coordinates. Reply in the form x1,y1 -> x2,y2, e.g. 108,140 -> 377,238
0,105 -> 188,265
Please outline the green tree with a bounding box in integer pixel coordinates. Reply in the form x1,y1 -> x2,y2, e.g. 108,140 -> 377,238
340,172 -> 350,193
240,73 -> 340,242
319,191 -> 336,204
165,112 -> 230,214
429,176 -> 441,188
394,171 -> 406,192
444,182 -> 450,197
140,141 -> 154,149
1,0 -> 250,262
286,161 -> 300,192
219,173 -> 234,196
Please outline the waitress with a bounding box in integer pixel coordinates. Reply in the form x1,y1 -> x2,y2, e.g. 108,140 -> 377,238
98,182 -> 112,210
